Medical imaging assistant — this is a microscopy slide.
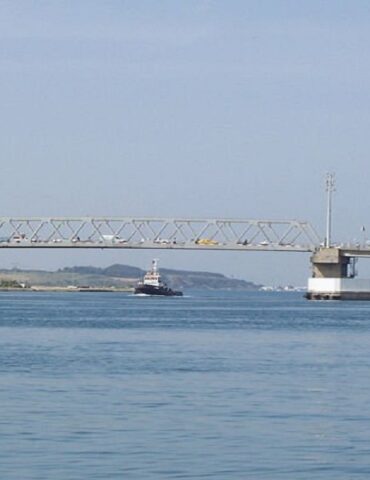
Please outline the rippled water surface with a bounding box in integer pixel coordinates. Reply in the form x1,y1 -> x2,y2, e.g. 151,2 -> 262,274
1,290 -> 370,479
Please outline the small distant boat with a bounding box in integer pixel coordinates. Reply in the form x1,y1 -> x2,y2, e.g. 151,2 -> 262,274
134,260 -> 183,296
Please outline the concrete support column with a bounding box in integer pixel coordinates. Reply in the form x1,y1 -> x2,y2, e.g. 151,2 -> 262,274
311,247 -> 350,278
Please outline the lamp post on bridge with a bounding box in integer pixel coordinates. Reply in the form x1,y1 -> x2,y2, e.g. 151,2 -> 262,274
325,172 -> 335,248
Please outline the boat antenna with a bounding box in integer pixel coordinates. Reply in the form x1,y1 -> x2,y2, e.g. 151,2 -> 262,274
152,259 -> 158,272
325,172 -> 335,248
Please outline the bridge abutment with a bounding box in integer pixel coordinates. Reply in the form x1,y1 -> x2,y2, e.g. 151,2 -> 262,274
307,247 -> 370,300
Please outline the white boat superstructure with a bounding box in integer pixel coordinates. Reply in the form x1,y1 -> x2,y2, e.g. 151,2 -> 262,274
141,259 -> 161,287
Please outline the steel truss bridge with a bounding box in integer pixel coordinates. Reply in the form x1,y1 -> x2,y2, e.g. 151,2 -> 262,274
0,217 -> 321,252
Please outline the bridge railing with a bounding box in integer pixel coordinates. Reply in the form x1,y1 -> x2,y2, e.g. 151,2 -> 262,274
0,217 -> 321,251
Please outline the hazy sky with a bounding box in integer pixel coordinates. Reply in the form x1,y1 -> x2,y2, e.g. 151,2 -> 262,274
1,0 -> 370,285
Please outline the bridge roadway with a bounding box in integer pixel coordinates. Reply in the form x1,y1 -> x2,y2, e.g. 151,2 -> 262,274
0,217 -> 321,252
339,247 -> 370,258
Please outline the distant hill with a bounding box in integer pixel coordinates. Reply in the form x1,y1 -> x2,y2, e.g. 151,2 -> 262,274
62,264 -> 143,278
0,264 -> 261,291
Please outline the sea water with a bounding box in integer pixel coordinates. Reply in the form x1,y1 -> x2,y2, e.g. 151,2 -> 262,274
1,290 -> 370,479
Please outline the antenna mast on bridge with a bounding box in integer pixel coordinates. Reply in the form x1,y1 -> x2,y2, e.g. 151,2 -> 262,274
325,172 -> 335,248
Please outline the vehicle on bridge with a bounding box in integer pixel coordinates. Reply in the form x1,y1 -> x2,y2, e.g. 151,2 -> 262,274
195,238 -> 218,246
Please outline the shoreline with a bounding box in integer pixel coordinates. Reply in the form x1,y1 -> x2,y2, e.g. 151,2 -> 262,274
0,286 -> 134,293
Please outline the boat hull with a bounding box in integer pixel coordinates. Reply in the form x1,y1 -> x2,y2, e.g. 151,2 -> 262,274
134,285 -> 182,296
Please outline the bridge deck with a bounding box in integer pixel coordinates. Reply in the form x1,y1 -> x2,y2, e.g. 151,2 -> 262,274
340,248 -> 370,257
0,217 -> 321,252
0,241 -> 315,252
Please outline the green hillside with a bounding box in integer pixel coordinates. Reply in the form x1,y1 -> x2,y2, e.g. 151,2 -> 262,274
0,264 -> 261,291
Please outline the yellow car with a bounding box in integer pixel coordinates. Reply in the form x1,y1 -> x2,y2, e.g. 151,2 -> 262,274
195,238 -> 218,246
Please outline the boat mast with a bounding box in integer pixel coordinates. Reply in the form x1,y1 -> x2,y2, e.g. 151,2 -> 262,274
152,259 -> 158,273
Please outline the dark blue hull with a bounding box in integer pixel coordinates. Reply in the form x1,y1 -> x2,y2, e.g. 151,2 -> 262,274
134,285 -> 183,296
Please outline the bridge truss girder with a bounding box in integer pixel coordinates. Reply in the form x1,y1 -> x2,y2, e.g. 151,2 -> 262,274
0,217 -> 321,252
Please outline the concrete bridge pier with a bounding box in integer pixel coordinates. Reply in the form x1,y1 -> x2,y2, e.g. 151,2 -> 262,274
307,247 -> 370,300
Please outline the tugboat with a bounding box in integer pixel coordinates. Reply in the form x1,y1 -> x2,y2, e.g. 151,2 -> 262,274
134,260 -> 183,296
